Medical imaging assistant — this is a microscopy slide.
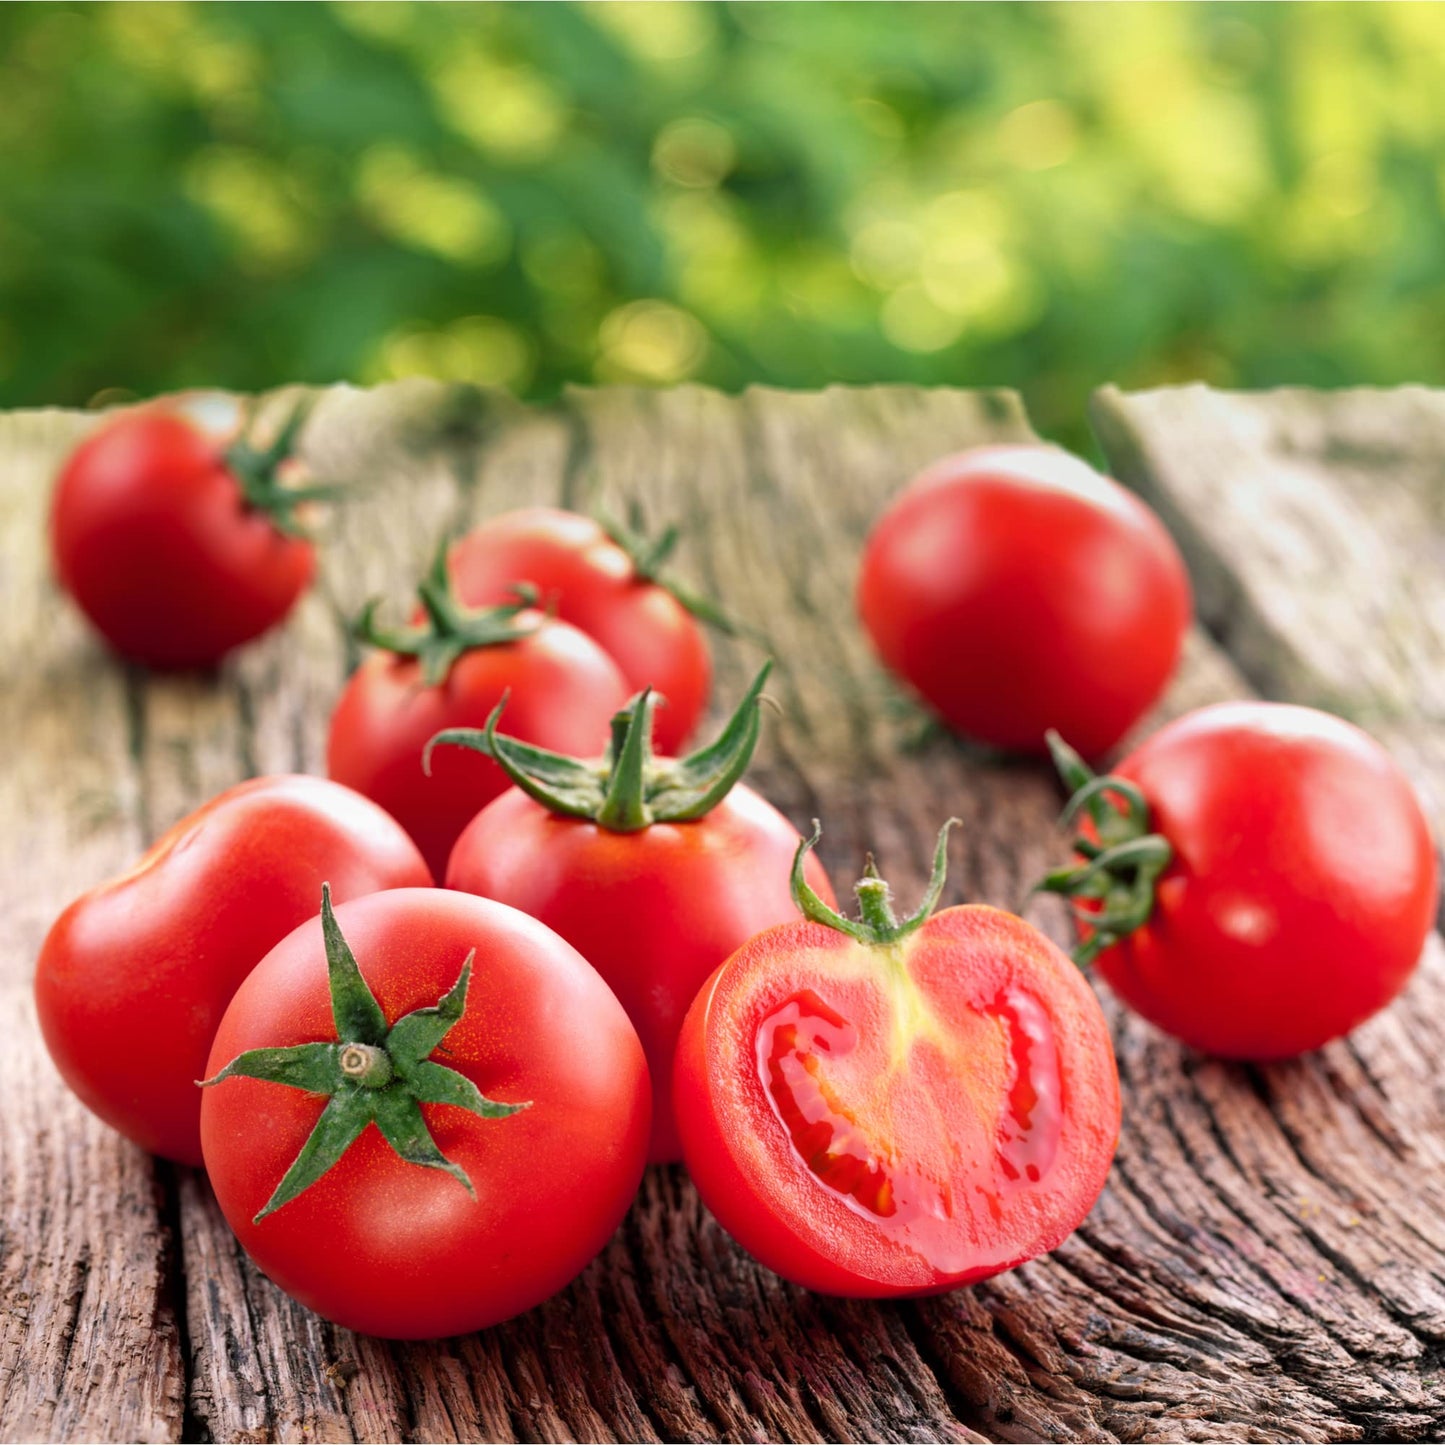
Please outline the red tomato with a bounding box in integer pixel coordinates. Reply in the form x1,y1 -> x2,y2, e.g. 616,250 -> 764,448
857,446 -> 1192,758
448,783 -> 835,1163
326,550 -> 631,879
51,400 -> 324,668
1044,702 -> 1439,1058
201,887 -> 650,1338
328,614 -> 628,879
447,508 -> 712,754
674,824 -> 1120,1296
34,775 -> 431,1165
436,664 -> 836,1164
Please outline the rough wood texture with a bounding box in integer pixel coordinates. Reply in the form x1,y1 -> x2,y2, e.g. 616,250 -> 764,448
1091,383 -> 1445,840
2,382 -> 1442,1442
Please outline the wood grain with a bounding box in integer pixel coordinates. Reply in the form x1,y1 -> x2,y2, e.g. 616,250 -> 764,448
0,410 -> 183,1443
2,383 -> 1442,1442
1090,382 -> 1445,841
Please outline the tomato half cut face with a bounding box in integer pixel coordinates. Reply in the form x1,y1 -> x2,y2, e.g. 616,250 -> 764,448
675,905 -> 1119,1296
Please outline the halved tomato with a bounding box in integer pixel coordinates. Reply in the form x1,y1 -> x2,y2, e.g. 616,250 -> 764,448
674,824 -> 1120,1296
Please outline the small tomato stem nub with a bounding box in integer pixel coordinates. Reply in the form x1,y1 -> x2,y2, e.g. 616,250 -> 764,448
854,877 -> 899,935
339,1043 -> 393,1089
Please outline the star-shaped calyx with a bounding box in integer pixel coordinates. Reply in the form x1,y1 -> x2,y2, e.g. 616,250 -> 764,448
424,660 -> 774,833
226,396 -> 349,539
202,884 -> 528,1222
352,537 -> 541,687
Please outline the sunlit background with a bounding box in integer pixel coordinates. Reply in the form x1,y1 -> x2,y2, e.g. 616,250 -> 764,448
4,1 -> 1445,446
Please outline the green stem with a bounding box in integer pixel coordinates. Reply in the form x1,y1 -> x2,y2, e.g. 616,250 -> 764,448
426,661 -> 775,831
200,884 -> 528,1223
1036,732 -> 1174,967
790,817 -> 960,947
597,502 -> 749,638
225,395 -> 348,539
596,691 -> 656,831
354,537 -> 540,687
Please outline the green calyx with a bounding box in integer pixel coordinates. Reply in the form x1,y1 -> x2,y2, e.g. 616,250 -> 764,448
791,816 -> 961,947
200,884 -> 528,1223
225,396 -> 347,539
426,661 -> 774,833
598,500 -> 742,638
354,538 -> 541,687
1035,730 -> 1174,967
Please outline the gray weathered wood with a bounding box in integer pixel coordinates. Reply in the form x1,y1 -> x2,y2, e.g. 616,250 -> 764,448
2,382 -> 1443,1442
0,410 -> 184,1444
1091,382 -> 1445,839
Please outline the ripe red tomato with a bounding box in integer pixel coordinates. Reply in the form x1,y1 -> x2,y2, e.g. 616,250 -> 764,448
326,553 -> 630,878
857,446 -> 1192,759
446,508 -> 713,754
201,886 -> 650,1338
51,399 -> 327,668
1043,702 -> 1439,1058
443,666 -> 835,1162
34,775 -> 431,1165
673,823 -> 1120,1296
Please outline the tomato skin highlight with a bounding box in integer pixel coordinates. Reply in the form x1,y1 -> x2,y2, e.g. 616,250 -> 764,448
1086,702 -> 1438,1058
857,446 -> 1192,759
200,888 -> 651,1339
34,776 -> 432,1165
446,783 -> 837,1162
674,906 -> 1120,1297
447,509 -> 710,754
51,409 -> 314,668
326,615 -> 629,878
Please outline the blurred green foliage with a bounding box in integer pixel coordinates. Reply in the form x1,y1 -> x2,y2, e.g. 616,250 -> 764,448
3,1 -> 1445,446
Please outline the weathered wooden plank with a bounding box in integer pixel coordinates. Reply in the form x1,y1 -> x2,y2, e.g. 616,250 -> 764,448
0,410 -> 184,1442
6,382 -> 1445,1443
1090,383 -> 1445,1440
172,382 -> 507,1445
1090,382 -> 1445,839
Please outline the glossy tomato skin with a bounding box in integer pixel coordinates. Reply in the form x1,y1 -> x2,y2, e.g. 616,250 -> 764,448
51,409 -> 314,668
201,888 -> 651,1339
326,615 -> 629,878
675,906 -> 1120,1296
34,776 -> 432,1165
1090,702 -> 1437,1058
857,446 -> 1192,759
445,783 -> 837,1163
447,509 -> 710,754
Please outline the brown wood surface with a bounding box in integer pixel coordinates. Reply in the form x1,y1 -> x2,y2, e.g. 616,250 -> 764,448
0,382 -> 1441,1443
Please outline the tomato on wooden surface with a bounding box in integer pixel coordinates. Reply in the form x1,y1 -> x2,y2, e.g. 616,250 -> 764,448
1041,703 -> 1439,1058
857,445 -> 1192,759
674,822 -> 1120,1296
201,886 -> 650,1339
436,663 -> 836,1163
326,545 -> 630,878
34,775 -> 432,1165
446,507 -> 721,754
51,397 -> 333,668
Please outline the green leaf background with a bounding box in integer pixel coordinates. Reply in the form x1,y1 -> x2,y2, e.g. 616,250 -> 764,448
4,2 -> 1442,449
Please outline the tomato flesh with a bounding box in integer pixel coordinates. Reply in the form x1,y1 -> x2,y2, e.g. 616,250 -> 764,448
675,907 -> 1119,1295
760,981 -> 1060,1253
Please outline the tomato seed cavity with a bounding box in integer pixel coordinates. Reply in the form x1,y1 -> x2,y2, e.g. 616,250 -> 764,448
756,985 -> 1063,1266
